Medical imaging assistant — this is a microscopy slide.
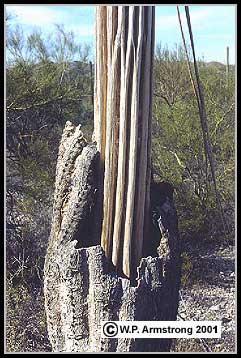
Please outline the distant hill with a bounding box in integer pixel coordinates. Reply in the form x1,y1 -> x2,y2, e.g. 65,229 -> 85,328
204,61 -> 235,70
205,61 -> 225,68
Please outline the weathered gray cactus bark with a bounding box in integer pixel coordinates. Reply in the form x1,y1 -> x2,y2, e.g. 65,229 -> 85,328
44,121 -> 181,352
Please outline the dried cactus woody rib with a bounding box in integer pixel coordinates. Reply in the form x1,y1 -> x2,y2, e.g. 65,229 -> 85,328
95,6 -> 155,279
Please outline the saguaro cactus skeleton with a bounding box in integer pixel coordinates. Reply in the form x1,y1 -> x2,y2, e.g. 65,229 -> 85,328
44,5 -> 181,353
94,6 -> 155,280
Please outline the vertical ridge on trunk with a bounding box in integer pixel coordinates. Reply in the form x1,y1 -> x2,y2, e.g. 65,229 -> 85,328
133,6 -> 153,272
143,6 -> 155,249
112,6 -> 128,271
123,6 -> 144,279
101,6 -> 121,259
94,7 -> 107,161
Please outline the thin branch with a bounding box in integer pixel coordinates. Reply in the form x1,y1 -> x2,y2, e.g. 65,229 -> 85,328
176,6 -> 198,99
177,5 -> 210,190
7,95 -> 92,111
154,91 -> 173,107
184,6 -> 230,236
211,102 -> 235,138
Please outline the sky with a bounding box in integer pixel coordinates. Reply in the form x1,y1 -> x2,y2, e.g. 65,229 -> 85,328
5,5 -> 236,64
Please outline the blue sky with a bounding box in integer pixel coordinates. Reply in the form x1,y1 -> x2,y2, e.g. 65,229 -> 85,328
5,5 -> 236,64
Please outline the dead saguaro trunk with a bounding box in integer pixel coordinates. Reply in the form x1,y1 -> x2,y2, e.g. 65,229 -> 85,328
44,5 -> 181,353
94,6 -> 155,280
226,46 -> 230,88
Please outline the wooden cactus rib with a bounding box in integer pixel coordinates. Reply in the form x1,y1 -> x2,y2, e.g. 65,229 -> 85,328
123,6 -> 144,278
94,7 -> 107,160
144,7 -> 155,245
95,6 -> 154,279
112,6 -> 128,269
133,7 -> 154,272
101,6 -> 120,258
